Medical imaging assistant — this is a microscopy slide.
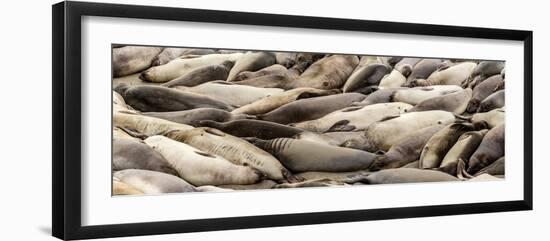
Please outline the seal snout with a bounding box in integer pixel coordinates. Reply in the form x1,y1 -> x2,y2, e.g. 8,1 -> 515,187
138,71 -> 149,81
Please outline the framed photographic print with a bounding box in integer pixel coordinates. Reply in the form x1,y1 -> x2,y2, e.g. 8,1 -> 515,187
52,1 -> 533,240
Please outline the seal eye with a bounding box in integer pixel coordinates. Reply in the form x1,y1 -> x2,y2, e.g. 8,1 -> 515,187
323,82 -> 329,87
437,121 -> 442,124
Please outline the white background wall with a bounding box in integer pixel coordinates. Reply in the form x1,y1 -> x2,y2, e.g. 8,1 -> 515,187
0,0 -> 547,240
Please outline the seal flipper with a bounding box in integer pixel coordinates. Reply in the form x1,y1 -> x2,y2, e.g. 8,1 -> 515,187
204,127 -> 226,136
282,169 -> 305,183
194,150 -> 216,158
340,106 -> 364,112
325,120 -> 356,132
457,158 -> 474,180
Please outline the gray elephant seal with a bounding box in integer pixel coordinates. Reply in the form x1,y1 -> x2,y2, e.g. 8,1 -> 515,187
176,81 -> 283,107
408,88 -> 472,114
161,61 -> 234,87
474,156 -> 504,176
465,61 -> 505,88
478,90 -> 505,112
114,112 -> 193,136
471,108 -> 504,128
234,64 -> 288,81
112,138 -> 178,176
466,74 -> 504,113
370,125 -> 444,170
114,169 -> 197,194
438,129 -> 488,175
391,85 -> 463,105
289,55 -> 359,89
378,70 -> 406,88
274,52 -> 297,68
352,87 -> 406,106
199,119 -> 304,139
165,128 -> 299,182
248,137 -> 378,172
419,123 -> 478,169
343,63 -> 392,93
112,46 -> 164,77
114,84 -> 234,112
144,108 -> 251,126
404,59 -> 443,86
467,124 -> 505,174
411,62 -> 477,86
364,168 -> 458,184
394,58 -> 422,77
259,93 -> 366,124
294,131 -> 365,147
144,135 -> 263,186
227,52 -> 277,81
151,48 -> 218,66
231,61 -> 309,89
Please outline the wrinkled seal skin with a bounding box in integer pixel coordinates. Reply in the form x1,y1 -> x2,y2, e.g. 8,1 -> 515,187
419,123 -> 478,169
404,59 -> 443,86
227,52 -> 277,81
144,136 -> 263,186
143,108 -> 251,126
412,62 -> 477,86
113,112 -> 193,136
370,125 -> 444,170
472,108 -> 504,128
112,138 -> 178,176
408,88 -> 472,114
114,84 -> 234,112
467,124 -> 505,174
438,129 -> 488,175
248,138 -> 378,173
343,63 -> 392,93
177,81 -> 284,107
161,61 -> 234,87
464,61 -> 505,88
113,169 -> 197,194
466,74 -> 504,113
364,168 -> 459,184
258,93 -> 366,124
165,128 -> 299,182
112,46 -> 164,77
289,55 -> 359,89
478,90 -> 505,113
199,119 -> 304,139
474,156 -> 504,176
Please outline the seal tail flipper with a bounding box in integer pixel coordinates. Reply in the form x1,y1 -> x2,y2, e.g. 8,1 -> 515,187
325,120 -> 356,132
457,158 -> 474,180
343,172 -> 372,184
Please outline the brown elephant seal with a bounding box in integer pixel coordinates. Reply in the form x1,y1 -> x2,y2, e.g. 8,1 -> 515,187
478,90 -> 505,112
394,58 -> 422,77
165,128 -> 299,182
112,138 -> 178,176
114,169 -> 197,194
391,85 -> 463,105
408,88 -> 472,114
411,62 -> 477,86
471,108 -> 504,128
176,81 -> 283,107
258,93 -> 366,124
474,156 -> 504,176
370,125 -> 444,170
438,129 -> 488,175
234,64 -> 288,81
467,124 -> 505,174
112,46 -> 163,77
199,119 -> 304,139
160,61 -> 234,87
226,52 -> 277,81
364,168 -> 459,184
293,102 -> 412,133
232,88 -> 340,115
419,123 -> 478,169
248,137 -> 378,172
404,59 -> 443,86
342,110 -> 456,152
114,84 -> 234,112
378,69 -> 406,88
464,61 -> 505,88
140,53 -> 243,83
289,55 -> 359,89
144,135 -> 263,186
113,179 -> 144,195
343,63 -> 392,93
113,112 -> 193,136
274,52 -> 297,68
218,180 -> 278,190
143,108 -> 251,126
466,74 -> 504,113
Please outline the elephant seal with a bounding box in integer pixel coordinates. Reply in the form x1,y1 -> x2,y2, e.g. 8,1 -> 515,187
294,131 -> 365,147
144,135 -> 263,186
408,88 -> 472,114
248,138 -> 378,172
113,126 -> 141,140
114,84 -> 234,112
226,52 -> 277,81
144,108 -> 251,126
151,48 -> 218,66
114,169 -> 197,194
466,74 -> 504,113
370,125 -> 444,170
199,119 -> 304,139
438,129 -> 488,175
378,69 -> 406,88
364,168 -> 459,184
411,62 -> 477,86
471,108 -> 504,128
467,124 -> 505,174
342,110 -> 456,152
113,91 -> 132,113
478,90 -> 505,112
404,59 -> 443,86
176,81 -> 283,107
112,46 -> 163,77
387,56 -> 403,66
293,102 -> 412,133
259,93 -> 366,124
113,179 -> 144,195
274,52 -> 297,68
112,138 -> 178,176
234,64 -> 288,81
114,112 -> 193,136
218,180 -> 278,190
231,62 -> 309,89
165,128 -> 299,182
474,156 -> 504,176
140,53 -> 243,83
232,88 -> 340,115
419,123 -> 478,169
391,85 -> 463,105
289,55 -> 359,89
394,58 -> 422,77
160,61 -> 234,87
352,87 -> 406,106
465,61 -> 505,88
343,63 -> 392,93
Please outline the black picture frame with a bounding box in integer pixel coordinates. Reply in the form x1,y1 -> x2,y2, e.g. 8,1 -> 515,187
52,1 -> 533,240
